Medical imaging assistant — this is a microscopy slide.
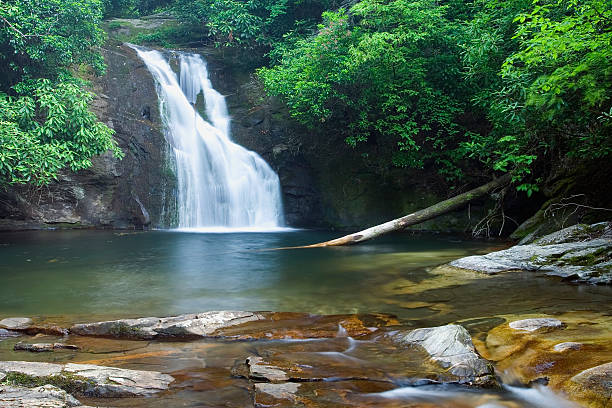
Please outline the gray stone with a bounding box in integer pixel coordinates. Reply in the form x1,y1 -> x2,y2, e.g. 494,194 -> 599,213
509,318 -> 564,332
388,324 -> 495,386
0,318 -> 32,330
70,311 -> 263,340
0,361 -> 174,397
246,356 -> 289,383
553,342 -> 582,352
254,382 -> 300,399
449,223 -> 612,284
0,385 -> 82,408
0,328 -> 21,339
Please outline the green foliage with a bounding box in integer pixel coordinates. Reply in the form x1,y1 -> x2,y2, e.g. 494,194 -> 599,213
259,0 -> 469,180
0,0 -> 123,186
258,0 -> 611,190
172,0 -> 337,48
0,79 -> 123,186
0,0 -> 107,86
461,0 -> 611,190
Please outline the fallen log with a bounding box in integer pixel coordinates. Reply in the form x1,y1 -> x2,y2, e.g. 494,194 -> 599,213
291,173 -> 512,248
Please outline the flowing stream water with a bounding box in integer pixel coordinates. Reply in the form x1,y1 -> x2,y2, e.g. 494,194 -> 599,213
130,45 -> 284,231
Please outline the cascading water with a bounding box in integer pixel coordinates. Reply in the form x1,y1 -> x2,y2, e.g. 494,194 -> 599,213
130,45 -> 285,231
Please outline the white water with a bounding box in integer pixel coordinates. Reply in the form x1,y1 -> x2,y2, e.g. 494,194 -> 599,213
131,45 -> 285,231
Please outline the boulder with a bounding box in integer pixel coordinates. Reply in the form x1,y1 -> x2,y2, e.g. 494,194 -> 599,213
387,324 -> 496,386
0,385 -> 82,408
0,361 -> 173,397
0,318 -> 32,330
509,318 -> 564,332
568,362 -> 612,408
449,222 -> 612,284
70,311 -> 263,339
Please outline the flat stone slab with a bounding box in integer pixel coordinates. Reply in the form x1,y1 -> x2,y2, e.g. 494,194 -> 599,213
0,385 -> 83,408
70,311 -> 264,339
0,318 -> 32,330
0,361 -> 174,397
69,311 -> 397,341
449,223 -> 612,284
387,324 -> 496,386
509,318 -> 564,332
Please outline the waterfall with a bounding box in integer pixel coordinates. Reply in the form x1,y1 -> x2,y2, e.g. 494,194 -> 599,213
130,46 -> 285,231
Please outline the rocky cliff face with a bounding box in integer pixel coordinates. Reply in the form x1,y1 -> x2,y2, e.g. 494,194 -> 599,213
0,44 -> 176,230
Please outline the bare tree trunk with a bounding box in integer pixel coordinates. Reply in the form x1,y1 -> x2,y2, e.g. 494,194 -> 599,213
290,173 -> 511,248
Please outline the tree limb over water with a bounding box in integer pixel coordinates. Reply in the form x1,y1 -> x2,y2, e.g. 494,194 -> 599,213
283,173 -> 512,248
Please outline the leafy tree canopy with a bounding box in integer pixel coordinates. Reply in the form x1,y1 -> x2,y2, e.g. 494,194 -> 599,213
0,0 -> 122,186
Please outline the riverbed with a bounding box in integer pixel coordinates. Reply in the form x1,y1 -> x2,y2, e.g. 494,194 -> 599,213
1,230 -> 611,407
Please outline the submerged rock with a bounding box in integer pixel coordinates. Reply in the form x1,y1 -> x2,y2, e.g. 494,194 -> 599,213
0,385 -> 83,408
553,342 -> 583,352
0,361 -> 173,397
568,362 -> 612,408
449,222 -> 612,284
70,311 -> 264,339
0,328 -> 21,339
509,318 -> 564,332
13,342 -> 79,352
388,324 -> 496,386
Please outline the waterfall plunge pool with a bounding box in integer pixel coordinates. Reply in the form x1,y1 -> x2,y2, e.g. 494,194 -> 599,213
1,229 -> 610,407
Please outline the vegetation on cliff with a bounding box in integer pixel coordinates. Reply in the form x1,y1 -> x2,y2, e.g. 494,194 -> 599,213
0,0 -> 122,186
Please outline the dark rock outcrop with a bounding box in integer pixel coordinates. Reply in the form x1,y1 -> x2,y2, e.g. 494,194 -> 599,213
0,44 -> 176,230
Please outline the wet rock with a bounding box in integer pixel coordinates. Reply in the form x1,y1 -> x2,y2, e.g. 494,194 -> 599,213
509,318 -> 564,332
0,328 -> 21,339
449,222 -> 612,284
13,342 -> 79,352
388,324 -> 496,386
254,382 -> 300,406
0,385 -> 82,408
568,362 -> 612,408
553,342 -> 582,352
0,361 -> 174,397
247,356 -> 289,383
70,311 -> 264,340
0,317 -> 32,330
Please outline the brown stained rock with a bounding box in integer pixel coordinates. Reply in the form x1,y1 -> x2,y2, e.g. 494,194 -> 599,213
212,312 -> 395,340
13,342 -> 80,352
476,312 -> 612,406
568,362 -> 612,408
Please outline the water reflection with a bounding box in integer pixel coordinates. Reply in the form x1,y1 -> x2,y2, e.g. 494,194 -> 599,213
0,230 -> 610,325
